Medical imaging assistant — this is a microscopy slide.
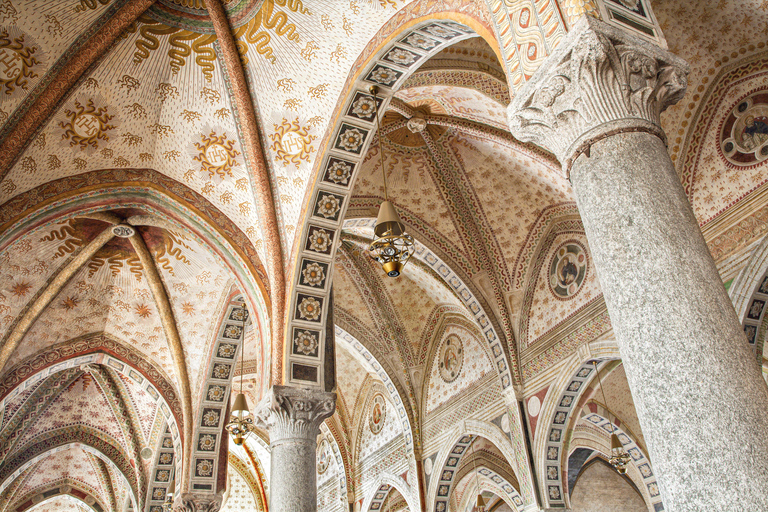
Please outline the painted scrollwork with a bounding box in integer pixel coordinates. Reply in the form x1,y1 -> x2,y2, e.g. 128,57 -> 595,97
508,17 -> 689,172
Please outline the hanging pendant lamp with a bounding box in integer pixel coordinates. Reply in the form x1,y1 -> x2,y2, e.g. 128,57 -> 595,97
225,303 -> 255,445
593,361 -> 632,474
367,86 -> 415,278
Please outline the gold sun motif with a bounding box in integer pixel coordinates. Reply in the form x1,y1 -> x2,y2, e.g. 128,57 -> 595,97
0,28 -> 41,97
11,281 -> 31,297
59,98 -> 116,151
193,131 -> 241,182
269,117 -> 316,169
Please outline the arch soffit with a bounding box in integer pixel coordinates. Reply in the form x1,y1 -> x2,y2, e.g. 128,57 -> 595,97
533,346 -> 621,509
427,419 -> 523,512
452,464 -> 522,512
285,12 -> 503,390
361,472 -> 417,512
335,324 -> 417,457
188,298 -> 250,495
729,233 -> 768,361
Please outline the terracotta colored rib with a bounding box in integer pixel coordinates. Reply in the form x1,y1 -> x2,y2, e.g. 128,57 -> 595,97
0,0 -> 156,183
128,230 -> 194,494
207,0 -> 286,385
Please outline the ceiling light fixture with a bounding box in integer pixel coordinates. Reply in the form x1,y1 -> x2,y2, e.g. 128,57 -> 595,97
367,86 -> 414,278
225,303 -> 255,445
593,361 -> 632,474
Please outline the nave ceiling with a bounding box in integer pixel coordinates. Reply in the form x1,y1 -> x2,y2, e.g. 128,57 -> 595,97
0,0 -> 767,511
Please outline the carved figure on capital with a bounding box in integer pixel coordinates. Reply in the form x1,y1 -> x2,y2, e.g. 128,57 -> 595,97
508,16 -> 689,172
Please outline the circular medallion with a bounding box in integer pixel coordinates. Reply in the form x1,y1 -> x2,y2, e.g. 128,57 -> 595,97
424,457 -> 433,475
720,90 -> 768,168
317,438 -> 331,474
549,242 -> 587,299
438,335 -> 463,383
369,394 -> 386,435
0,48 -> 22,80
111,225 -> 135,238
204,143 -> 229,167
73,113 -> 101,138
528,396 -> 541,417
140,447 -> 153,460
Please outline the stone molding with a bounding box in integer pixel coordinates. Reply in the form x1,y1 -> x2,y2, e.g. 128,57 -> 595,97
176,493 -> 222,512
508,16 -> 689,175
255,385 -> 336,444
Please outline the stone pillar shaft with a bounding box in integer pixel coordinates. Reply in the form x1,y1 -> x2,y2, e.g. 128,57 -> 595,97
509,16 -> 768,511
571,131 -> 768,510
256,385 -> 336,512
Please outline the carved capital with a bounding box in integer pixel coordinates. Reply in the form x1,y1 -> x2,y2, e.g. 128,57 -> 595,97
255,385 -> 336,443
508,16 -> 689,174
175,493 -> 222,512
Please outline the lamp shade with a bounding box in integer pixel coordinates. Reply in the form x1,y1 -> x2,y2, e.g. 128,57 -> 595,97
611,433 -> 622,450
374,200 -> 405,237
231,393 -> 250,418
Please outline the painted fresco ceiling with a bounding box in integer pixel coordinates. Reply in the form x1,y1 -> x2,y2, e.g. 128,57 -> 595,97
0,0 -> 766,511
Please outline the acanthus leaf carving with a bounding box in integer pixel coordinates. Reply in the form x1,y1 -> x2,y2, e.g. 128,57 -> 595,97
255,385 -> 336,442
508,16 -> 689,174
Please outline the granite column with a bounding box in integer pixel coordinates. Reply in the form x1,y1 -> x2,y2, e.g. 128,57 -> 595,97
509,17 -> 768,511
256,385 -> 336,512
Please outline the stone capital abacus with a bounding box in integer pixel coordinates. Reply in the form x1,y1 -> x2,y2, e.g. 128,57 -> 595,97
255,385 -> 336,443
508,16 -> 689,176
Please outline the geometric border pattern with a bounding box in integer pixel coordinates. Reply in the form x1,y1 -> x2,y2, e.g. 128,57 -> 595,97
581,413 -> 663,511
189,299 -> 248,495
542,362 -> 594,506
146,426 -> 176,512
287,20 -> 478,388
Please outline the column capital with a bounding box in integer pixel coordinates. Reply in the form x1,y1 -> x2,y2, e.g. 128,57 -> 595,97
508,16 -> 689,175
176,493 -> 222,512
255,385 -> 336,443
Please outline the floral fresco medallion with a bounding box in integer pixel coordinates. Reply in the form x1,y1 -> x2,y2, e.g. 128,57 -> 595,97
438,335 -> 463,383
369,393 -> 386,434
720,90 -> 768,168
549,242 -> 587,299
317,438 -> 331,474
323,157 -> 355,187
292,328 -> 320,357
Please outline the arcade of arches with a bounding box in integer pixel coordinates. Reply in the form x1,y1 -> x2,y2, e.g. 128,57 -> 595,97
1,1 -> 767,511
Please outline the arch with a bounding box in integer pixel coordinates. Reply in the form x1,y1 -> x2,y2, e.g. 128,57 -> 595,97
9,480 -> 109,512
0,435 -> 138,508
0,170 -> 271,349
285,13 -> 500,391
0,334 -> 183,441
569,410 -> 661,510
361,472 -> 417,512
452,460 -> 523,512
427,420 -> 524,512
188,297 -> 250,495
729,233 -> 768,362
335,326 -> 416,458
531,344 -> 620,509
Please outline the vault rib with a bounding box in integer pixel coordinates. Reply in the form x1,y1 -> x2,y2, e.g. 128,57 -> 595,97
127,229 -> 194,495
0,227 -> 115,373
0,0 -> 156,184
207,0 -> 286,385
